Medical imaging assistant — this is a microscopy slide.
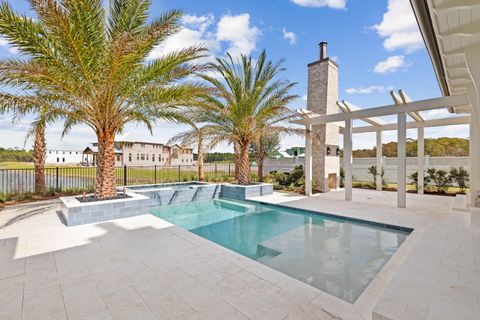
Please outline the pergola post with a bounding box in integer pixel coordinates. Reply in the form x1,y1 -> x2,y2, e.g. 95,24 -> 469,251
470,115 -> 480,207
344,118 -> 353,201
304,124 -> 313,196
397,112 -> 407,208
417,127 -> 425,194
376,131 -> 383,191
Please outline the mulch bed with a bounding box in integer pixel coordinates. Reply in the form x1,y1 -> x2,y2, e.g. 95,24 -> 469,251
75,193 -> 131,203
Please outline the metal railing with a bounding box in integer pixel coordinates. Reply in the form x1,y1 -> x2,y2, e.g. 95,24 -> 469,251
0,163 -> 260,194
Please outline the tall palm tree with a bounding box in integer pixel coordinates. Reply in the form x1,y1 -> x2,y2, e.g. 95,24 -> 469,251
27,108 -> 50,194
0,0 -> 206,198
253,113 -> 304,181
198,51 -> 298,185
168,114 -> 208,181
250,132 -> 280,182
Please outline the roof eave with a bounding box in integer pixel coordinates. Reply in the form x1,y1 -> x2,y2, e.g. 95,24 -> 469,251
409,0 -> 454,112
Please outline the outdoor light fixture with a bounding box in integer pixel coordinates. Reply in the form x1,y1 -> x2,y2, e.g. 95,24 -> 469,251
326,146 -> 331,155
336,147 -> 340,156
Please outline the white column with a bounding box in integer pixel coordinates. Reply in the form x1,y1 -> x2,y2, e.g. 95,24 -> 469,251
304,124 -> 313,196
470,115 -> 480,207
344,118 -> 353,201
376,131 -> 383,191
417,127 -> 425,194
397,112 -> 407,208
465,46 -> 480,208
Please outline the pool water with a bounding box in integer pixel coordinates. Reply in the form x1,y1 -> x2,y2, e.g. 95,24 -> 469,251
150,199 -> 410,303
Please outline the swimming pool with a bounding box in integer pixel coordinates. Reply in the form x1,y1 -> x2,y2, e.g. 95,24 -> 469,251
150,199 -> 410,303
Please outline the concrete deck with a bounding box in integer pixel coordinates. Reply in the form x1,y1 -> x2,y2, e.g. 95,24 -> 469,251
0,189 -> 478,319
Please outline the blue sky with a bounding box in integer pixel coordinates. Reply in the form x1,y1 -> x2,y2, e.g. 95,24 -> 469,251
0,0 -> 469,152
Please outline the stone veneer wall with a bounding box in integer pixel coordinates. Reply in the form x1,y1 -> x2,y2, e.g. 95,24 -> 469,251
220,183 -> 274,201
60,192 -> 151,226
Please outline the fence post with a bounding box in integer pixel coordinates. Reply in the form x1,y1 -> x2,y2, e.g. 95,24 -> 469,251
228,164 -> 231,177
178,165 -> 181,181
55,167 -> 59,190
123,164 -> 127,186
215,164 -> 218,178
154,165 -> 157,183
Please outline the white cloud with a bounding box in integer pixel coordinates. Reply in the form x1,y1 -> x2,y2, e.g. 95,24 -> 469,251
290,0 -> 347,9
181,13 -> 214,32
148,13 -> 261,60
0,36 -> 8,46
282,28 -> 297,45
148,15 -> 220,60
372,0 -> 423,53
0,35 -> 18,55
346,85 -> 386,94
216,13 -> 261,57
301,94 -> 308,101
373,55 -> 407,74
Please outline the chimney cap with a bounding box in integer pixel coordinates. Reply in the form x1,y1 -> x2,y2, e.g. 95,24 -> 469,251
319,41 -> 328,46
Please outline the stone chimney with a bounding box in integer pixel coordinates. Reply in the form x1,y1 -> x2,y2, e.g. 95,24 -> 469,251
306,41 -> 340,192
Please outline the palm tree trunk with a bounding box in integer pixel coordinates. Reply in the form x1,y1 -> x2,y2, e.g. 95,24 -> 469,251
257,140 -> 265,182
257,155 -> 264,182
234,142 -> 239,180
238,143 -> 251,185
197,134 -> 205,181
95,132 -> 117,198
33,124 -> 46,194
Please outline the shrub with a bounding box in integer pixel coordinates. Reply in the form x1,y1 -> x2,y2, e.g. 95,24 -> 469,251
367,165 -> 385,186
339,167 -> 345,188
288,165 -> 304,185
0,193 -> 12,203
449,167 -> 469,194
427,168 -> 452,193
408,171 -> 431,192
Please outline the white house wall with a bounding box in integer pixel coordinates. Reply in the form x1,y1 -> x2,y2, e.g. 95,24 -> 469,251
46,150 -> 83,164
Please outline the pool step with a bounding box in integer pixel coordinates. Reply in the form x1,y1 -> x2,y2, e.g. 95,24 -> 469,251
255,244 -> 281,263
214,199 -> 257,213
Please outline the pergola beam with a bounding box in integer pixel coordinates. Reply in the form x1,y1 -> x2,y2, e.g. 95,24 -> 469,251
348,115 -> 470,133
391,90 -> 424,122
337,101 -> 385,126
293,94 -> 469,126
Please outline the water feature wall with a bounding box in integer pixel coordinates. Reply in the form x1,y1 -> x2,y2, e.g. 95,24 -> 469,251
129,183 -> 221,206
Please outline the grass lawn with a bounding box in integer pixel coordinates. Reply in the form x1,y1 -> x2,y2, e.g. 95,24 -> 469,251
0,162 -> 235,186
353,181 -> 468,194
0,162 -> 39,169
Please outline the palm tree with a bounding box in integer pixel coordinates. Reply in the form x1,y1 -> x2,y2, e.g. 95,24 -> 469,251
198,51 -> 298,185
168,114 -> 207,181
250,132 -> 280,182
0,0 -> 206,198
28,108 -> 49,194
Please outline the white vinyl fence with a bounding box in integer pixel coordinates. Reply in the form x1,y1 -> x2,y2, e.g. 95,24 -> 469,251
264,157 -> 469,183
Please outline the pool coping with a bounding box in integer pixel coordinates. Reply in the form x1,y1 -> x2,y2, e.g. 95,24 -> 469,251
248,198 -> 414,233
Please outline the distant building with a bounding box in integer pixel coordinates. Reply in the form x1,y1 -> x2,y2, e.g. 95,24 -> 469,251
82,141 -> 194,167
272,147 -> 305,159
46,148 -> 83,164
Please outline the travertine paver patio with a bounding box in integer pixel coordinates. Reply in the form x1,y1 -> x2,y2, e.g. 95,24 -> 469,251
0,189 -> 479,320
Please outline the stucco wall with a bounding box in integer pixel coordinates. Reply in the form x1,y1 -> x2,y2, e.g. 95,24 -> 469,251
264,157 -> 470,183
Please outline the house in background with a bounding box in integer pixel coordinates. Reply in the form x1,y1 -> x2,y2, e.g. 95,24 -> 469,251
82,141 -> 194,167
272,146 -> 306,159
46,148 -> 84,164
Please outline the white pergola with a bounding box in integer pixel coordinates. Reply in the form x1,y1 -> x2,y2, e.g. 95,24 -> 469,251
294,92 -> 470,208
